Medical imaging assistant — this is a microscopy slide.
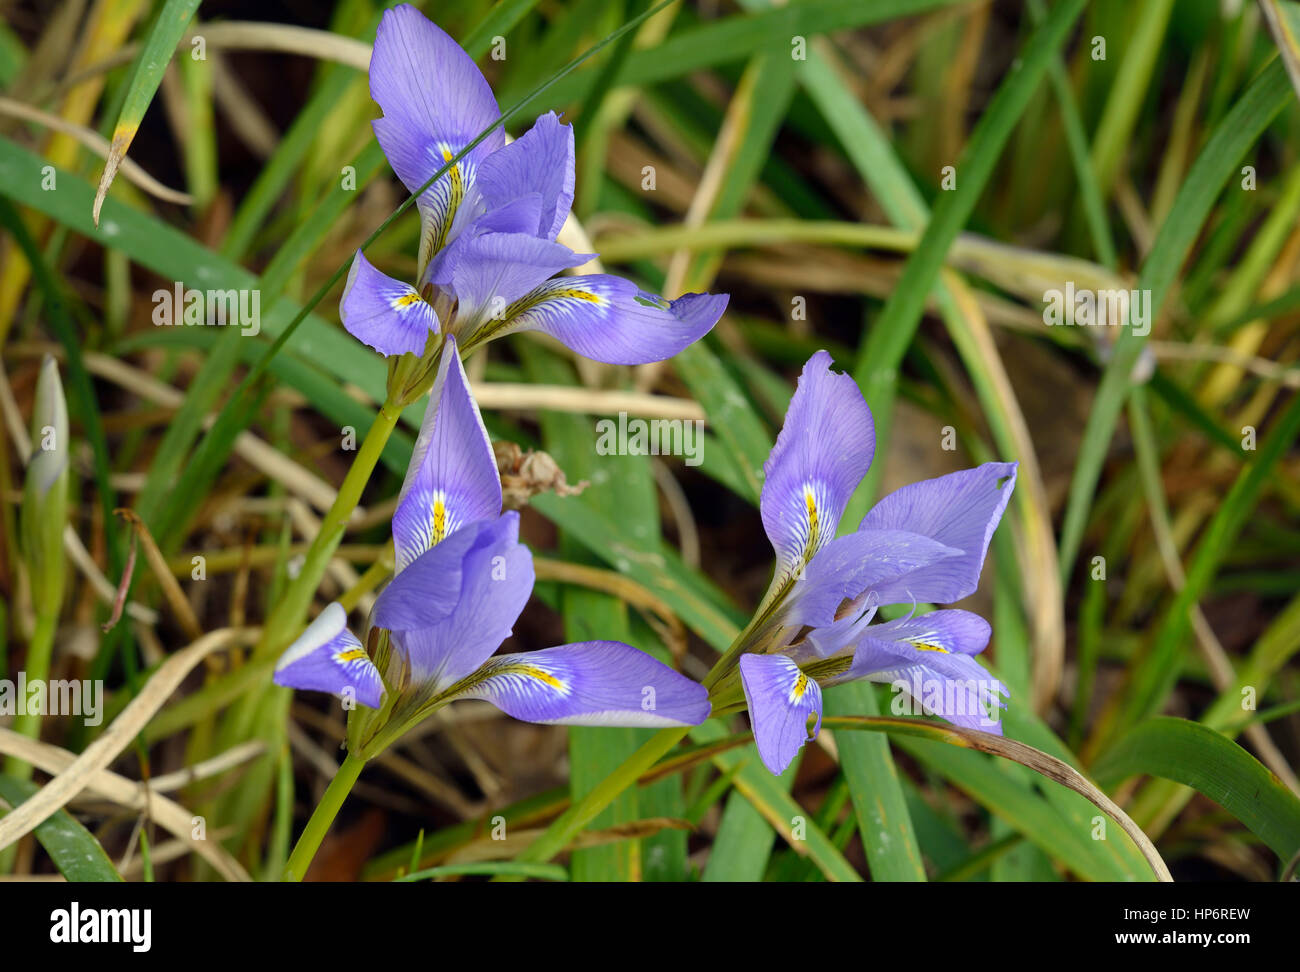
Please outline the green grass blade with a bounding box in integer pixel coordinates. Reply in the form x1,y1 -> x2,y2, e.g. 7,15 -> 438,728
825,683 -> 927,881
523,345 -> 651,882
1093,717 -> 1300,864
395,861 -> 569,882
693,720 -> 859,882
1115,387 -> 1300,731
0,775 -> 124,882
844,0 -> 1086,515
520,0 -> 960,114
93,0 -> 202,223
1056,58 -> 1293,582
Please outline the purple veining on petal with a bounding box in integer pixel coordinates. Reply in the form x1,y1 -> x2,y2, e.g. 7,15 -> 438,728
478,273 -> 727,365
388,512 -> 533,692
391,336 -> 501,571
739,653 -> 823,775
760,351 -> 874,587
369,5 -> 502,267
844,610 -> 1007,733
452,640 -> 710,727
340,249 -> 438,357
857,462 -> 1018,606
273,602 -> 384,708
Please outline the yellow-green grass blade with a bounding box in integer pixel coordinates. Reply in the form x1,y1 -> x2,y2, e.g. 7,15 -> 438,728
1261,0 -> 1300,99
1112,387 -> 1300,735
692,719 -> 859,883
1056,58 -> 1294,583
514,0 -> 962,116
92,0 -> 202,225
843,0 -> 1086,515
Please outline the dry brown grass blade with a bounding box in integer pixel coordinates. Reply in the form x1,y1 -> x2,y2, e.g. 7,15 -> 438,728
943,273 -> 1065,713
823,715 -> 1173,882
50,21 -> 371,94
145,740 -> 267,793
0,95 -> 192,204
0,627 -> 255,854
445,817 -> 693,866
114,508 -> 203,641
0,728 -> 252,881
471,382 -> 704,420
6,344 -> 345,515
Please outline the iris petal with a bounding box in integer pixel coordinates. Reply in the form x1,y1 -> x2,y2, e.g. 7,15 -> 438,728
857,462 -> 1018,606
845,610 -> 1007,733
339,250 -> 438,357
389,512 -> 533,691
475,112 -> 576,241
788,528 -> 961,634
449,641 -> 710,727
369,5 -> 502,268
273,602 -> 384,708
391,336 -> 502,571
475,274 -> 726,365
738,653 -> 823,775
761,351 -> 874,590
446,232 -> 589,334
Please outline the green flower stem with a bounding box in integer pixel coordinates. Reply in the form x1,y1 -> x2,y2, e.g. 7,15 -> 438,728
0,610 -> 56,873
283,751 -> 366,881
4,610 -> 57,781
254,398 -> 402,660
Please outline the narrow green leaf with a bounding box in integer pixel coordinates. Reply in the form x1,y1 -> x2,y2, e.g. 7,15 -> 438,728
693,720 -> 860,882
844,0 -> 1086,516
1057,58 -> 1293,582
0,775 -> 124,882
824,683 -> 926,880
93,0 -> 202,224
1093,717 -> 1300,864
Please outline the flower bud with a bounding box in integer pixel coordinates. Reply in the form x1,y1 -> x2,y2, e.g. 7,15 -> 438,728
21,355 -> 70,617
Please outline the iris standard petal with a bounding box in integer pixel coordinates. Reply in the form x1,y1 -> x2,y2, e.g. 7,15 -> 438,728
339,250 -> 438,356
421,195 -> 550,291
738,653 -> 823,776
450,641 -> 710,727
447,232 -> 589,333
761,351 -> 874,587
845,610 -> 1007,733
390,512 -> 534,691
369,5 -> 502,267
788,528 -> 961,631
475,111 -> 575,241
372,519 -> 480,632
857,462 -> 1018,605
391,336 -> 502,571
474,274 -> 726,365
273,602 -> 384,708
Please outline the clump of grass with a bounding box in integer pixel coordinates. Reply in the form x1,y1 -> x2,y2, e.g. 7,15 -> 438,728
0,0 -> 1296,884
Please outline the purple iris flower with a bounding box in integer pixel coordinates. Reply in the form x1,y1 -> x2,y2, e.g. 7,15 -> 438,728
339,4 -> 728,365
727,351 -> 1017,775
274,336 -> 711,755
